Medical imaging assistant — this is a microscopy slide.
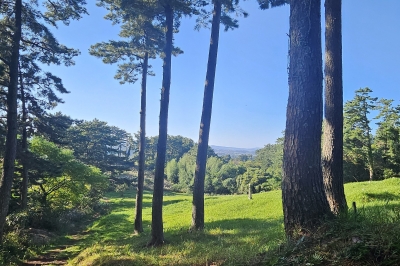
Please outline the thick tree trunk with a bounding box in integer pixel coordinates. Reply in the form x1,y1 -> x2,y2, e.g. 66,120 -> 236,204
191,0 -> 221,231
148,5 -> 173,246
0,0 -> 22,242
20,72 -> 29,209
322,0 -> 347,215
134,52 -> 148,234
283,0 -> 331,237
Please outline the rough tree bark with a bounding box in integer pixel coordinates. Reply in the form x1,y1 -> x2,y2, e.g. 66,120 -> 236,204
0,0 -> 22,242
191,0 -> 221,231
134,52 -> 148,234
282,0 -> 331,237
148,5 -> 173,246
322,0 -> 347,215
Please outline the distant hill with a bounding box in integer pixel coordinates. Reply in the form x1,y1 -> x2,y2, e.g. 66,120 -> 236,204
210,145 -> 260,158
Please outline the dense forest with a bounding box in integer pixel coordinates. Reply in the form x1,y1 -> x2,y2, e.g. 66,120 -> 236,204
0,0 -> 400,265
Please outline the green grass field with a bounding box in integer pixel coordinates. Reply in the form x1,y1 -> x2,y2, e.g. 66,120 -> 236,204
52,178 -> 400,265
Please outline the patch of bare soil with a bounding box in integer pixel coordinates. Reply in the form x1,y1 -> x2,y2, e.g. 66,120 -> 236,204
20,219 -> 94,265
20,248 -> 69,265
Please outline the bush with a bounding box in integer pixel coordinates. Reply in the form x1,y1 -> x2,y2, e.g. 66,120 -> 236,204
115,183 -> 129,197
5,211 -> 29,232
0,230 -> 30,265
26,207 -> 60,231
262,205 -> 400,265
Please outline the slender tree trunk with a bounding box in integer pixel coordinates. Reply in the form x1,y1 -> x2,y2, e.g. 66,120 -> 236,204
283,0 -> 331,237
363,100 -> 374,181
19,70 -> 29,209
367,130 -> 374,181
134,52 -> 148,234
39,185 -> 48,207
148,5 -> 173,246
0,0 -> 22,242
322,0 -> 347,215
191,0 -> 221,231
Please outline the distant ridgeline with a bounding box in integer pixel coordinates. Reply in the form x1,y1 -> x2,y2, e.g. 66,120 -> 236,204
210,145 -> 259,158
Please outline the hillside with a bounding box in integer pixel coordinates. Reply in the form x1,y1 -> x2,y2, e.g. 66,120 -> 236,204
211,145 -> 259,157
21,178 -> 400,265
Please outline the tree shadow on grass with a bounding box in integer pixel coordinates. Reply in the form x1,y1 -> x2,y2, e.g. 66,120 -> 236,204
72,217 -> 284,266
109,198 -> 153,212
363,192 -> 400,202
63,190 -> 286,265
109,198 -> 188,211
90,257 -> 152,266
159,218 -> 284,265
204,196 -> 221,201
55,213 -> 148,259
163,198 -> 189,207
355,201 -> 400,222
85,213 -> 152,245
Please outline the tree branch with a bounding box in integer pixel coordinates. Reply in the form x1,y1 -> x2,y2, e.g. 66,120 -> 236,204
21,38 -> 53,53
47,177 -> 69,195
0,56 -> 10,65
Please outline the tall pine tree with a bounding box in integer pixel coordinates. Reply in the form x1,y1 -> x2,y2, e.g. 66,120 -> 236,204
283,0 -> 331,236
322,0 -> 347,214
0,0 -> 87,241
191,0 -> 249,230
375,99 -> 400,178
92,0 -> 165,234
343,88 -> 377,182
0,0 -> 22,242
94,0 -> 195,245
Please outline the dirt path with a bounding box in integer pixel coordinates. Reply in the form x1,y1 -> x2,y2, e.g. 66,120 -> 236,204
20,244 -> 72,266
20,226 -> 91,265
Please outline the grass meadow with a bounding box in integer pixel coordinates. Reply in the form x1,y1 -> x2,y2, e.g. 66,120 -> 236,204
38,178 -> 400,265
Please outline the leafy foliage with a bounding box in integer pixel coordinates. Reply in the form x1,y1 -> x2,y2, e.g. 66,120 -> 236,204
28,137 -> 108,209
343,88 -> 400,182
344,88 -> 377,181
374,99 -> 400,178
133,134 -> 195,171
257,0 -> 289,10
34,112 -> 75,146
164,137 -> 282,195
66,119 -> 133,175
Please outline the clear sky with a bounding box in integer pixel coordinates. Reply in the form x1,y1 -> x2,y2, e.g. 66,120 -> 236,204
46,0 -> 400,148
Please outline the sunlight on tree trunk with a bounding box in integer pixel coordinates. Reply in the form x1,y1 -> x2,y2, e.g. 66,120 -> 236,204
322,0 -> 347,215
192,0 -> 222,231
134,52 -> 148,234
282,0 -> 331,237
149,5 -> 173,246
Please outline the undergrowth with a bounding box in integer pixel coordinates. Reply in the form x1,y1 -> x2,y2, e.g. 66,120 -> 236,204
262,179 -> 400,266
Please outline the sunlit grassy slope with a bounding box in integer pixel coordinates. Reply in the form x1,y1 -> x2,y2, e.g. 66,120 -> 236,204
66,178 -> 400,266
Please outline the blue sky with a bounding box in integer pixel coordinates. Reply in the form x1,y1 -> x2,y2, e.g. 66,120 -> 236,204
46,0 -> 400,148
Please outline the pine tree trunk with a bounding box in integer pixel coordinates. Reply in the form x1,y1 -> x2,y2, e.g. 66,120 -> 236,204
0,0 -> 22,242
322,0 -> 347,215
367,130 -> 374,181
148,5 -> 173,246
191,0 -> 221,231
283,0 -> 331,237
20,72 -> 29,209
134,52 -> 148,234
